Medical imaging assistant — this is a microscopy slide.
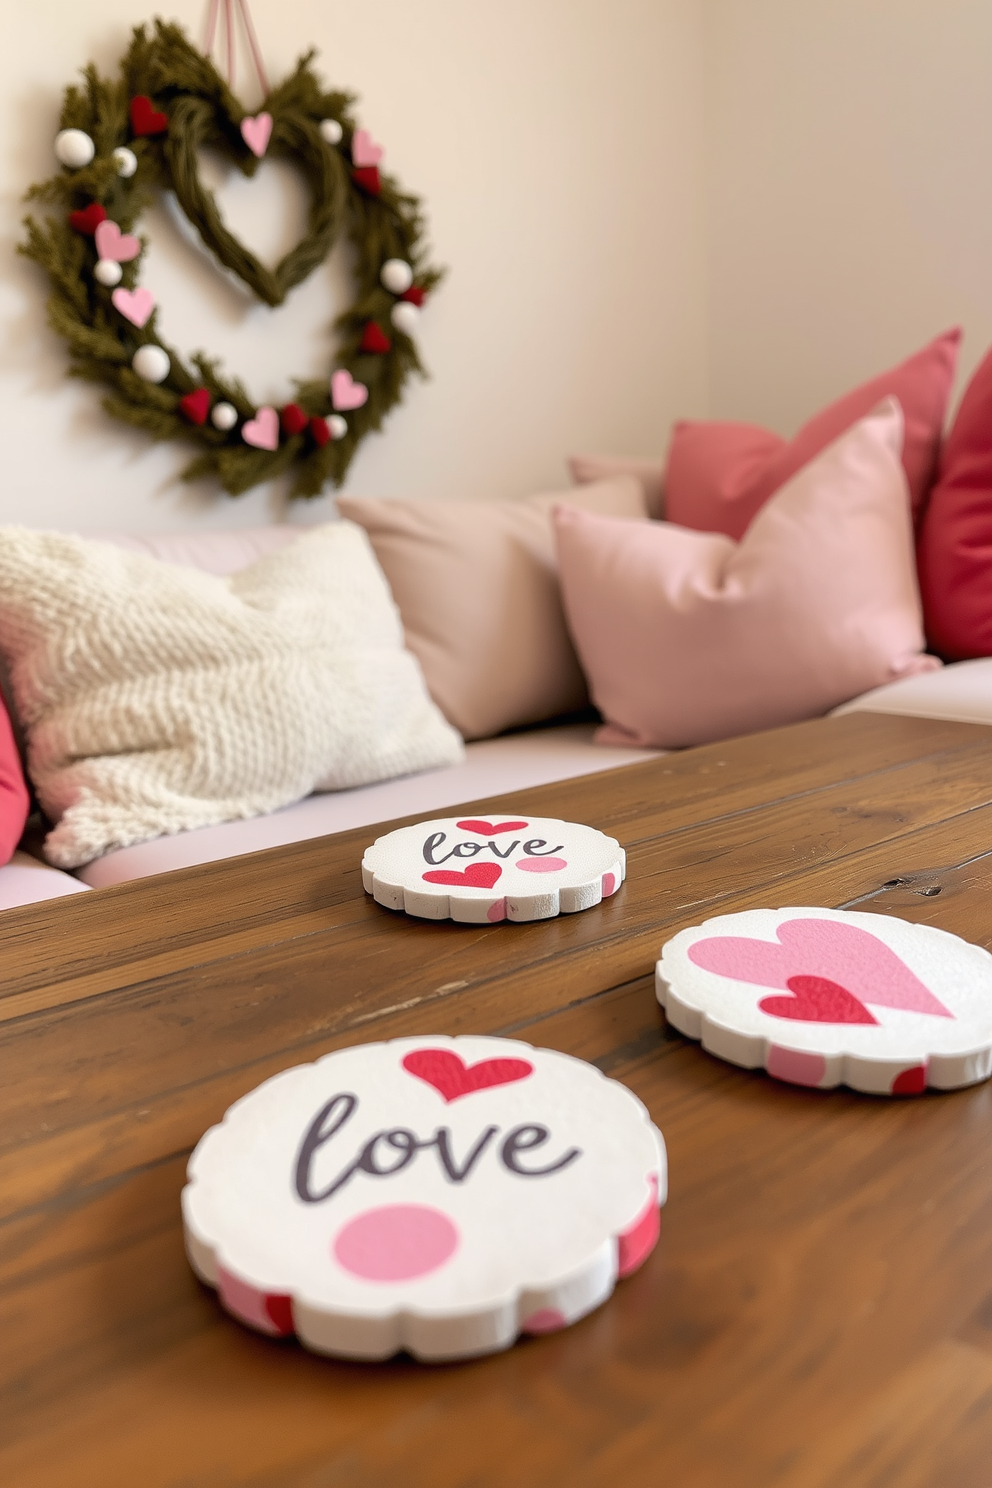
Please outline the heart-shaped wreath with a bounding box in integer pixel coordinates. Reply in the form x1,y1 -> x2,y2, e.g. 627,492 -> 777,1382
20,19 -> 442,498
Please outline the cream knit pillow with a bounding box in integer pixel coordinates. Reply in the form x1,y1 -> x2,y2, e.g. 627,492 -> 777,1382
0,522 -> 463,868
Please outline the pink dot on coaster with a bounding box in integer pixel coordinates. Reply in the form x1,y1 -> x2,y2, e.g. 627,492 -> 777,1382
487,898 -> 507,922
602,872 -> 616,897
522,1308 -> 567,1334
332,1204 -> 459,1282
891,1064 -> 927,1095
766,1045 -> 827,1088
515,856 -> 568,873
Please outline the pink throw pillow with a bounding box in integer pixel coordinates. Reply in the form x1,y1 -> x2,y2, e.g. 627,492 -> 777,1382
567,454 -> 666,518
555,401 -> 939,750
917,345 -> 992,659
665,329 -> 961,539
0,693 -> 30,864
337,477 -> 648,741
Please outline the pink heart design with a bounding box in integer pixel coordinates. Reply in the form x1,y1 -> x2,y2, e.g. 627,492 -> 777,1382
351,128 -> 383,168
241,406 -> 279,450
240,112 -> 273,158
422,862 -> 502,889
759,975 -> 879,1025
688,917 -> 953,1019
94,219 -> 140,263
456,820 -> 529,836
330,369 -> 369,411
401,1048 -> 533,1101
111,286 -> 155,327
514,857 -> 568,873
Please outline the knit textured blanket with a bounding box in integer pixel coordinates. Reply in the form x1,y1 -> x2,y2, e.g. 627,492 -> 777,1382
0,522 -> 463,868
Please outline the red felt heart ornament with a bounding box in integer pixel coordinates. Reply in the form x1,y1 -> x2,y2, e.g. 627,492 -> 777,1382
422,863 -> 502,889
360,321 -> 392,354
130,95 -> 169,136
309,416 -> 331,447
280,403 -> 309,436
759,975 -> 879,1025
456,820 -> 529,836
402,1048 -> 534,1102
180,387 -> 211,425
352,165 -> 381,196
68,203 -> 107,236
401,286 -> 425,306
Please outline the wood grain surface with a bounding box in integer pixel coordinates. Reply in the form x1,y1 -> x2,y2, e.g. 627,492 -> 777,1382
4,710 -> 992,1487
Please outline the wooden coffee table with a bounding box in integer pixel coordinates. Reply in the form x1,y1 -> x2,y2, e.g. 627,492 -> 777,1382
5,710 -> 992,1487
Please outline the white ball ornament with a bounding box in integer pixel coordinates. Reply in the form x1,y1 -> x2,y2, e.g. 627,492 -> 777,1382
319,118 -> 343,145
93,259 -> 123,287
113,146 -> 138,178
54,129 -> 95,169
131,345 -> 170,384
380,258 -> 414,295
328,414 -> 348,439
390,301 -> 421,337
211,402 -> 239,432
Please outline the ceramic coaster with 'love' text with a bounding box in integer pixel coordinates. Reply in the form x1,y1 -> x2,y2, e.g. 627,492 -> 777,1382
183,1036 -> 666,1361
361,815 -> 625,922
656,907 -> 992,1094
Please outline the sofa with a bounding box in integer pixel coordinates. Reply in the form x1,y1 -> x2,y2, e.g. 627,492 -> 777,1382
3,512 -> 990,911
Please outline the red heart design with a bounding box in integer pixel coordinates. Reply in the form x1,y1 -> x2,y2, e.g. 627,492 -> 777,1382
352,165 -> 381,196
180,388 -> 211,426
402,1048 -> 533,1102
130,95 -> 169,136
759,975 -> 879,1025
401,286 -> 426,306
68,203 -> 107,236
309,416 -> 331,447
360,321 -> 392,354
455,819 -> 529,836
280,403 -> 309,436
422,863 -> 502,889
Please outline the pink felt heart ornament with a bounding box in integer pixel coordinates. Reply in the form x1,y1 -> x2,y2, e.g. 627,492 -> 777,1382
240,112 -> 273,158
330,369 -> 369,411
351,128 -> 383,168
241,406 -> 279,450
111,286 -> 155,327
94,219 -> 141,263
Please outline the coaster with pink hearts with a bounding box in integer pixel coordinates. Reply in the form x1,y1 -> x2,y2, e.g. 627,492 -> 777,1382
656,907 -> 992,1094
361,815 -> 625,922
182,1035 -> 666,1362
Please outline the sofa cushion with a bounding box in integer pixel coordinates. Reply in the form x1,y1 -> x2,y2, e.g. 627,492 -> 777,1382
554,401 -> 939,749
665,328 -> 961,538
0,849 -> 90,908
567,455 -> 666,518
0,523 -> 462,869
833,657 -> 992,726
0,692 -> 29,865
337,477 -> 648,741
76,722 -> 660,887
916,345 -> 992,659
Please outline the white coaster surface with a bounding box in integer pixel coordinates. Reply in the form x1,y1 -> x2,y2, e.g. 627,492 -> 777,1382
361,814 -> 625,922
183,1035 -> 665,1362
656,907 -> 992,1094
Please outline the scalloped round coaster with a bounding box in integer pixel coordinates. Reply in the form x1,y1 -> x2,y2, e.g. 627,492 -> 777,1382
656,907 -> 992,1094
183,1036 -> 666,1362
361,815 -> 625,922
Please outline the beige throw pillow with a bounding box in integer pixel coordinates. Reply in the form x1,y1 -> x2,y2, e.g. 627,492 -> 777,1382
0,522 -> 463,868
337,476 -> 647,740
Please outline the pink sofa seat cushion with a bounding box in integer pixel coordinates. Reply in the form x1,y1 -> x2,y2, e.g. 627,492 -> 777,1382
555,401 -> 938,750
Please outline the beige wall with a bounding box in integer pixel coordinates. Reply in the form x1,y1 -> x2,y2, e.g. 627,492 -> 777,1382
703,0 -> 992,433
0,0 -> 709,530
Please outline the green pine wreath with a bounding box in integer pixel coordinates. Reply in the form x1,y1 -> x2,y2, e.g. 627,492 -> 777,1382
20,19 -> 443,498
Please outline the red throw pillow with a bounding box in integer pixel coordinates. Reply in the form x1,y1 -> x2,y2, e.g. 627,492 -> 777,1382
917,346 -> 992,658
0,693 -> 29,864
665,328 -> 961,539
